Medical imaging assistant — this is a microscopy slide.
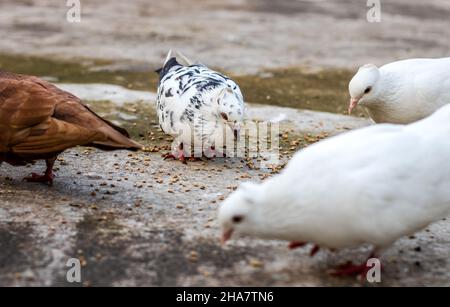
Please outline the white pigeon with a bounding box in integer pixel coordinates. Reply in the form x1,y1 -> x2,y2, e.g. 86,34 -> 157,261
155,50 -> 245,162
218,104 -> 450,276
348,57 -> 450,124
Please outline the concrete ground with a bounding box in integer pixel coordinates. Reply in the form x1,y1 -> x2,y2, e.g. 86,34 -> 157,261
0,0 -> 450,72
1,0 -> 450,286
2,149 -> 450,287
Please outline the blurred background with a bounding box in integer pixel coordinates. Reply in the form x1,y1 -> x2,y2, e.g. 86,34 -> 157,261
0,0 -> 449,114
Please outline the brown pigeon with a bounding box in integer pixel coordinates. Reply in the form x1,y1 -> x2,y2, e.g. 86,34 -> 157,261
0,71 -> 143,185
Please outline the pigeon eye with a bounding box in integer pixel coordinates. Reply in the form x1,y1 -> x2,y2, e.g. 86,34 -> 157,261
221,112 -> 229,121
232,215 -> 244,223
364,86 -> 372,94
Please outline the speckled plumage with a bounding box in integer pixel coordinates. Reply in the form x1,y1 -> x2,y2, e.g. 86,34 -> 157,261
156,52 -> 245,157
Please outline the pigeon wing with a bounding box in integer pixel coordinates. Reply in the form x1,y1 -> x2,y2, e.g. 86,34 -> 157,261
0,75 -> 141,158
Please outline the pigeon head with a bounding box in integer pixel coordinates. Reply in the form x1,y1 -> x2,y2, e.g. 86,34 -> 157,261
216,87 -> 245,139
348,64 -> 381,114
155,49 -> 184,81
218,182 -> 265,244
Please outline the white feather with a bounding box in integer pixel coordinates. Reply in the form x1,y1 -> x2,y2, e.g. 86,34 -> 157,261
163,49 -> 174,66
219,104 -> 450,252
349,57 -> 450,124
175,51 -> 194,66
156,56 -> 245,157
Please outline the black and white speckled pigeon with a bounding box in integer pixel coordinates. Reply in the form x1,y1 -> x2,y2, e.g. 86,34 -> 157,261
155,50 -> 245,162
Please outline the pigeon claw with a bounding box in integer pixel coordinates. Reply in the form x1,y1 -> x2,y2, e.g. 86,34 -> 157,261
162,152 -> 187,164
329,261 -> 370,278
204,146 -> 217,159
23,171 -> 55,186
179,154 -> 187,164
288,241 -> 307,250
162,153 -> 175,160
310,245 -> 320,257
329,252 -> 382,280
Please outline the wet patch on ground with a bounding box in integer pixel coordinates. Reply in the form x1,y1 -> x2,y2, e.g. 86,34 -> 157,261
52,211 -> 279,287
54,213 -> 132,287
0,222 -> 47,285
0,54 -> 159,92
234,68 -> 365,117
135,231 -> 269,287
0,53 -> 367,118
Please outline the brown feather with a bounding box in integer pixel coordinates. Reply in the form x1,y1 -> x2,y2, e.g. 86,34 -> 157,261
0,71 -> 143,166
12,118 -> 105,156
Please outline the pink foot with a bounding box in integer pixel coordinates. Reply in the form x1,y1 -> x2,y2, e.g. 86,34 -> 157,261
288,241 -> 307,250
162,153 -> 177,160
329,261 -> 370,277
330,252 -> 382,278
23,171 -> 55,185
162,143 -> 187,164
310,245 -> 320,257
162,152 -> 187,164
23,158 -> 56,185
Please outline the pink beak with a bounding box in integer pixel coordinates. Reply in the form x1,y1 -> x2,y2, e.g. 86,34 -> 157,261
221,229 -> 234,245
348,98 -> 360,115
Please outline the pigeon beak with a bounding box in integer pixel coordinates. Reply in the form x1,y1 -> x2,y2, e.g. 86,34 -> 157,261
348,98 -> 360,115
221,228 -> 234,245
